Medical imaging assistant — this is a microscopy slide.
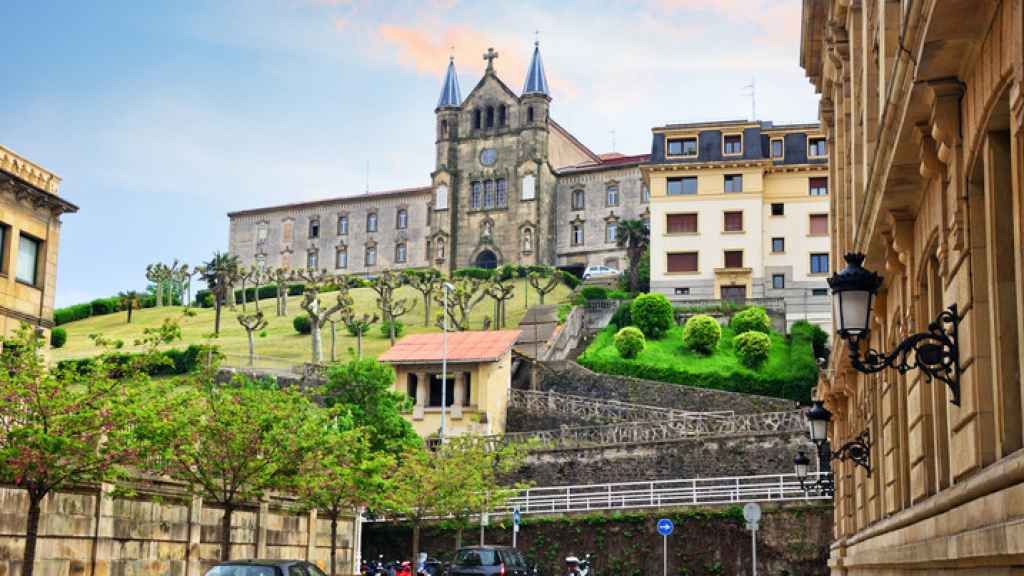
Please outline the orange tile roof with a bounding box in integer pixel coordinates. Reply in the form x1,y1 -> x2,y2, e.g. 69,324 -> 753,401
378,330 -> 522,364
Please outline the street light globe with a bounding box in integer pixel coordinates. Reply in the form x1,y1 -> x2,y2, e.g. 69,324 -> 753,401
828,253 -> 882,340
793,451 -> 811,480
806,400 -> 832,443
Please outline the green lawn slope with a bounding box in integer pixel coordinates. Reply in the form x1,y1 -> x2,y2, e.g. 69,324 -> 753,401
577,323 -> 818,403
54,279 -> 570,367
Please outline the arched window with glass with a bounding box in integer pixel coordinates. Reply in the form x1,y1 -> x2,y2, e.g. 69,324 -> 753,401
366,212 -> 378,232
521,174 -> 535,200
396,208 -> 408,230
435,185 -> 448,210
471,181 -> 482,210
496,179 -> 508,208
484,180 -> 495,209
395,242 -> 407,263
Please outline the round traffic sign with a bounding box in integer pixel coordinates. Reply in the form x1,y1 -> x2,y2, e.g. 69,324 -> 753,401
657,518 -> 674,536
743,503 -> 762,524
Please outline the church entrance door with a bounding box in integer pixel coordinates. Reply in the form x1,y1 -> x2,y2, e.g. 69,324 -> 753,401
475,249 -> 498,269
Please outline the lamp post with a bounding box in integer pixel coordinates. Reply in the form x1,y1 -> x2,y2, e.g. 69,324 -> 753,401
440,281 -> 455,442
828,252 -> 962,405
794,400 -> 871,496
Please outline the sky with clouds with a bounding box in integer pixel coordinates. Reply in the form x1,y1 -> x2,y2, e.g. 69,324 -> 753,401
1,0 -> 820,307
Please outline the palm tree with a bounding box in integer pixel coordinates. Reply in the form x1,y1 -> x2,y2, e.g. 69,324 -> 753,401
616,219 -> 650,293
198,252 -> 240,335
118,290 -> 141,323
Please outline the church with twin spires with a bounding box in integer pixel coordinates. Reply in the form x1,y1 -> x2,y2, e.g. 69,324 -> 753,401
227,42 -> 651,275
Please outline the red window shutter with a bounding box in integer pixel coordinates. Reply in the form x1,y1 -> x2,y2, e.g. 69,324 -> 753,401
724,211 -> 743,232
667,252 -> 698,272
667,214 -> 697,234
810,214 -> 828,236
724,250 -> 743,268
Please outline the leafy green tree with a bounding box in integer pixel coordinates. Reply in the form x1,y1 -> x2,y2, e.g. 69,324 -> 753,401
294,426 -> 393,576
198,252 -> 240,335
615,219 -> 650,293
0,326 -> 173,576
150,376 -> 331,561
322,358 -> 418,456
402,268 -> 442,327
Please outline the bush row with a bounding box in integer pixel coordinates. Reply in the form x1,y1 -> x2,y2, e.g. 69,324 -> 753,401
54,293 -> 177,326
56,344 -> 214,377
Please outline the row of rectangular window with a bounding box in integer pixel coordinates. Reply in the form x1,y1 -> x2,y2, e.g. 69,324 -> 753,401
570,184 -> 648,210
303,210 -> 409,240
666,175 -> 828,196
665,251 -> 831,274
569,221 -> 619,246
471,104 -> 538,130
664,212 -> 828,235
666,135 -> 827,160
302,240 -> 431,270
470,179 -> 508,210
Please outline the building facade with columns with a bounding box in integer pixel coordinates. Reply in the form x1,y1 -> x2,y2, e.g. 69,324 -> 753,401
227,44 -> 649,275
0,145 -> 77,344
801,0 -> 1024,573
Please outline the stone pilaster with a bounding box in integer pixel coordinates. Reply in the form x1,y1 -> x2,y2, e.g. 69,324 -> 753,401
255,500 -> 269,558
186,495 -> 203,576
305,509 -> 317,561
89,483 -> 115,576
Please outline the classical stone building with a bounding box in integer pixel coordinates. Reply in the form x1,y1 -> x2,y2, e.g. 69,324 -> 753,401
643,119 -> 832,331
0,145 -> 77,343
801,0 -> 1024,573
227,43 -> 650,274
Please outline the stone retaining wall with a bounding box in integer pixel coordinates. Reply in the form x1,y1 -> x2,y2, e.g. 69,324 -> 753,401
0,481 -> 358,576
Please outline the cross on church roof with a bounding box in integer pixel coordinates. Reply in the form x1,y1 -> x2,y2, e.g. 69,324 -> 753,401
483,47 -> 498,71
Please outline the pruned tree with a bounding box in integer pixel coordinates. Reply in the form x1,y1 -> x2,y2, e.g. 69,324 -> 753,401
433,278 -> 484,331
0,326 -> 175,576
370,270 -> 416,345
197,252 -> 240,336
338,288 -> 378,359
165,259 -> 182,306
178,264 -> 196,309
271,268 -> 292,316
294,426 -> 393,576
118,290 -> 141,323
151,377 -> 330,562
145,263 -> 169,307
528,267 -> 564,305
250,267 -> 268,314
482,268 -> 517,329
401,268 -> 442,327
296,269 -> 346,364
236,266 -> 257,311
237,310 -> 269,368
615,218 -> 650,293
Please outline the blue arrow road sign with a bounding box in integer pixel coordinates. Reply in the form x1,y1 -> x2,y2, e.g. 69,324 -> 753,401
657,518 -> 674,536
513,509 -> 521,528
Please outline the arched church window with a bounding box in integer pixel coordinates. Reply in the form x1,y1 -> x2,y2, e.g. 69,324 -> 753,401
436,238 -> 446,260
470,181 -> 482,210
486,106 -> 495,128
496,179 -> 508,208
499,105 -> 507,126
483,180 -> 495,209
473,109 -> 482,130
522,228 -> 533,253
435,185 -> 448,210
521,174 -> 535,200
527,106 -> 534,123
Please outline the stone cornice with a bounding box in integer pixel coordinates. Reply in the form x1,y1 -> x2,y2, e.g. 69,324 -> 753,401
0,145 -> 60,194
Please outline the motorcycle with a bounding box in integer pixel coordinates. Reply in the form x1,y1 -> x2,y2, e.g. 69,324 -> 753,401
578,554 -> 594,576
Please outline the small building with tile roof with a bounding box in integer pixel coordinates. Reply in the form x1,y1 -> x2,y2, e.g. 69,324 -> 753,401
378,329 -> 521,438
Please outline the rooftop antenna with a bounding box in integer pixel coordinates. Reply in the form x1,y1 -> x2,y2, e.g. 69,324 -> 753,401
609,130 -> 616,152
742,77 -> 757,121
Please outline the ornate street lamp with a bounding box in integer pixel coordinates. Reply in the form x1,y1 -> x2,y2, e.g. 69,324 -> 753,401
794,400 -> 872,496
828,253 -> 962,406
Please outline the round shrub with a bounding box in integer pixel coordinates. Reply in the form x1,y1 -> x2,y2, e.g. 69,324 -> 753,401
734,331 -> 772,367
380,320 -> 405,339
630,293 -> 674,338
580,286 -> 610,301
682,314 -> 721,354
730,306 -> 771,335
292,314 -> 312,335
613,326 -> 645,359
50,327 -> 67,348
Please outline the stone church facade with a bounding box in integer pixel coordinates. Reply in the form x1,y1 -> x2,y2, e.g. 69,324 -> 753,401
227,44 -> 650,274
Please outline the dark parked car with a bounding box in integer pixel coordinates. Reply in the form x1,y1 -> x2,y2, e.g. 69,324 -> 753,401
205,560 -> 328,576
449,546 -> 535,576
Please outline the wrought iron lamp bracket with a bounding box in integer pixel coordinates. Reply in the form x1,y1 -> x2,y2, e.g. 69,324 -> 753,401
847,303 -> 961,406
831,431 -> 872,476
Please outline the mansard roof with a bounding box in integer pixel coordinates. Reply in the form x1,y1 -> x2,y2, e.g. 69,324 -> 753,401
436,57 -> 462,109
227,186 -> 431,218
522,42 -> 550,96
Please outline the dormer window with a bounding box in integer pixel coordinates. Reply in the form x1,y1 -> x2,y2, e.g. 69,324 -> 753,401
723,134 -> 743,156
808,137 -> 827,158
486,106 -> 495,128
770,138 -> 784,159
667,137 -> 698,157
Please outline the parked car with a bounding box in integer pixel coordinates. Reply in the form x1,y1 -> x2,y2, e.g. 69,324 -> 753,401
449,546 -> 535,576
582,265 -> 619,280
205,560 -> 328,576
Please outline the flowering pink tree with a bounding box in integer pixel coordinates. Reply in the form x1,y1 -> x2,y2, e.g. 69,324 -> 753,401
0,326 -> 170,576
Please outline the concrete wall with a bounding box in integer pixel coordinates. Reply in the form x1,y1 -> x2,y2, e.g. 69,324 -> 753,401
0,482 -> 357,576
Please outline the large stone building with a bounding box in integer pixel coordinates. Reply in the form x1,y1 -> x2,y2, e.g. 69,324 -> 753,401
227,43 -> 650,274
800,0 -> 1024,573
644,119 -> 832,330
0,145 -> 77,343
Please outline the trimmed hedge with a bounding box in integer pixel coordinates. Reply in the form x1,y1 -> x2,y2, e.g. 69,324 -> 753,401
55,303 -> 92,326
682,314 -> 721,354
730,306 -> 771,335
54,293 -> 164,326
56,344 -> 214,377
293,314 -> 312,335
50,327 -> 67,348
734,331 -> 772,367
630,293 -> 674,338
792,320 -> 830,360
580,286 -> 610,301
613,326 -> 645,359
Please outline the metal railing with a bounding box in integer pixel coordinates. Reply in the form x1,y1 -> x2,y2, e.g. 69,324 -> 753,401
509,388 -> 734,423
493,472 -> 831,516
495,409 -> 805,450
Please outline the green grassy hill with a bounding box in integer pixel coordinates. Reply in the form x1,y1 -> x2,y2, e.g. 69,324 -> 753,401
54,279 -> 571,368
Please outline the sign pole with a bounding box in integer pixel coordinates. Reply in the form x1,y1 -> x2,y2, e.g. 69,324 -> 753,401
742,503 -> 761,576
662,534 -> 667,576
751,527 -> 757,576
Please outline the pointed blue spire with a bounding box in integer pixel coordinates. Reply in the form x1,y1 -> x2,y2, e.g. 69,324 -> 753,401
436,57 -> 462,109
522,41 -> 549,96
